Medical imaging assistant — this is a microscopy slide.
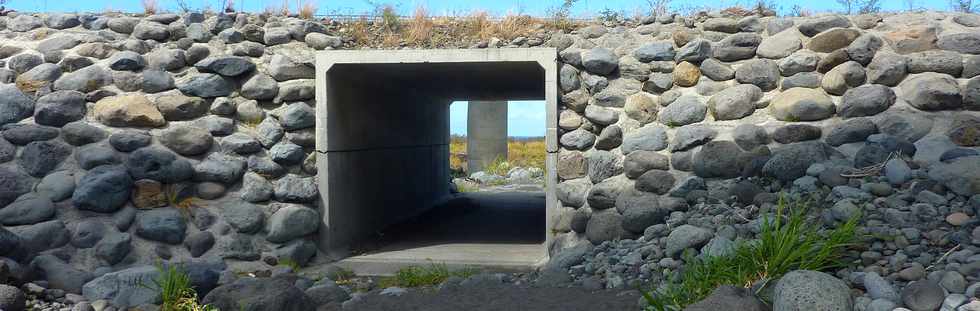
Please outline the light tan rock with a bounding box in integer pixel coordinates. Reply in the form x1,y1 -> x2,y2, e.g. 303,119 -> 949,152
94,94 -> 166,127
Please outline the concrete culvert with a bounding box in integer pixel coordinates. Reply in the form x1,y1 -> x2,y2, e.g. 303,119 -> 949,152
315,49 -> 560,274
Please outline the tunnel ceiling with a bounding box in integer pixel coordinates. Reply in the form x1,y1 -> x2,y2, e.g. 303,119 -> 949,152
329,61 -> 547,101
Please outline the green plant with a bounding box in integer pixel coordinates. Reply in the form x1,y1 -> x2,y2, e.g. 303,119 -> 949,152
278,258 -> 302,271
643,197 -> 860,310
483,156 -> 511,176
143,264 -> 217,311
547,0 -> 579,31
332,267 -> 357,285
378,263 -> 478,288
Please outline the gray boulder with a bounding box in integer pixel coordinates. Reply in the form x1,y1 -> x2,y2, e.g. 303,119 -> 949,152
658,95 -> 706,126
581,47 -> 618,75
195,56 -> 256,77
176,73 -> 234,98
160,126 -> 213,156
135,208 -> 187,244
937,32 -> 980,54
900,73 -> 962,111
665,225 -> 712,257
798,15 -> 851,36
839,84 -> 895,118
268,55 -> 313,81
770,88 -> 836,121
763,141 -> 841,182
273,174 -> 318,203
82,266 -> 161,308
735,59 -> 780,91
693,141 -> 743,178
18,140 -> 72,177
0,84 -> 35,126
585,209 -> 626,244
54,65 -> 112,92
223,202 -> 265,234
713,33 -> 762,61
0,167 -> 33,208
73,165 -> 133,213
266,204 -> 319,243
901,281 -> 945,311
685,285 -> 767,311
126,147 -> 194,183
202,277 -> 315,311
0,192 -> 55,226
30,255 -> 93,293
773,270 -> 852,311
194,153 -> 246,184
0,284 -> 26,311
867,52 -> 908,86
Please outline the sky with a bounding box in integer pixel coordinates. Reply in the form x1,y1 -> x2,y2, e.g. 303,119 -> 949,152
8,0 -> 961,17
450,101 -> 545,137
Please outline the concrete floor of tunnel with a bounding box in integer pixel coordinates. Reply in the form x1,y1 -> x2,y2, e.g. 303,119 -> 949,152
334,191 -> 547,276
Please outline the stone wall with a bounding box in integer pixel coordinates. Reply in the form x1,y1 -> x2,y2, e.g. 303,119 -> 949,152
548,12 -> 980,248
0,9 -> 978,301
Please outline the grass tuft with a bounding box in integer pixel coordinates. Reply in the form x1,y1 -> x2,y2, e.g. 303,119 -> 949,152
378,263 -> 478,288
407,5 -> 434,46
143,264 -> 217,311
278,258 -> 302,271
141,0 -> 158,15
643,197 -> 860,310
298,0 -> 317,19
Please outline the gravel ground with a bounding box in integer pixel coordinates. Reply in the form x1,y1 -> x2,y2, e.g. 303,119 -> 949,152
332,284 -> 642,311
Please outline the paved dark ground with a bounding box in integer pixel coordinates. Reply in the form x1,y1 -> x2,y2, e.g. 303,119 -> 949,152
322,284 -> 644,311
356,191 -> 547,252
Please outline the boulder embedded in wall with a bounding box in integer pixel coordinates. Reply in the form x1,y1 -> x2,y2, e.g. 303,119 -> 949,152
53,65 -> 112,92
195,56 -> 256,77
928,156 -> 980,196
34,90 -> 87,127
883,24 -> 938,54
900,73 -> 962,111
0,84 -> 35,127
673,61 -> 700,87
18,140 -> 72,177
194,153 -> 246,184
838,84 -> 895,118
763,141 -> 841,182
30,255 -> 94,294
274,174 -> 318,203
160,126 -> 214,156
622,124 -> 668,153
658,95 -> 707,127
713,33 -> 762,62
585,209 -> 626,244
176,73 -> 235,98
798,15 -> 852,37
268,54 -> 314,81
807,28 -> 861,53
266,204 -> 319,243
241,73 -> 279,100
937,32 -> 980,55
73,165 -> 133,213
735,59 -> 780,91
581,47 -> 619,75
624,93 -> 659,124
0,193 -> 55,226
708,84 -> 762,120
155,95 -> 208,121
693,141 -> 743,179
867,52 -> 908,86
126,147 -> 194,183
82,265 -> 161,308
0,167 -> 33,208
757,28 -> 803,59
135,208 -> 187,244
948,115 -> 980,147
770,88 -> 836,121
94,94 -> 166,128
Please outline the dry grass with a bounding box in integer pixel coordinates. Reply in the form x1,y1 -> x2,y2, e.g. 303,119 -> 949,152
449,135 -> 546,175
406,6 -> 434,46
141,0 -> 158,15
298,0 -> 317,19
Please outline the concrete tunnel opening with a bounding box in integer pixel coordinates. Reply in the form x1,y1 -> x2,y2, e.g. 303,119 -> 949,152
315,49 -> 559,274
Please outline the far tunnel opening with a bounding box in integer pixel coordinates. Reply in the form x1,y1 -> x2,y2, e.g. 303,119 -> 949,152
315,49 -> 559,275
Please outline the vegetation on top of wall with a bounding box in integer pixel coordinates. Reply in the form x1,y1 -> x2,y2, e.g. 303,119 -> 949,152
643,198 -> 861,310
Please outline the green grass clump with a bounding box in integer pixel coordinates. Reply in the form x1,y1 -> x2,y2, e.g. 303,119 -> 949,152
378,263 -> 478,288
277,258 -> 302,271
643,197 -> 861,310
146,264 -> 217,311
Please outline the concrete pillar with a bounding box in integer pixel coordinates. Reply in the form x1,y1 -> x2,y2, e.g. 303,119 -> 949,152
467,101 -> 508,174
